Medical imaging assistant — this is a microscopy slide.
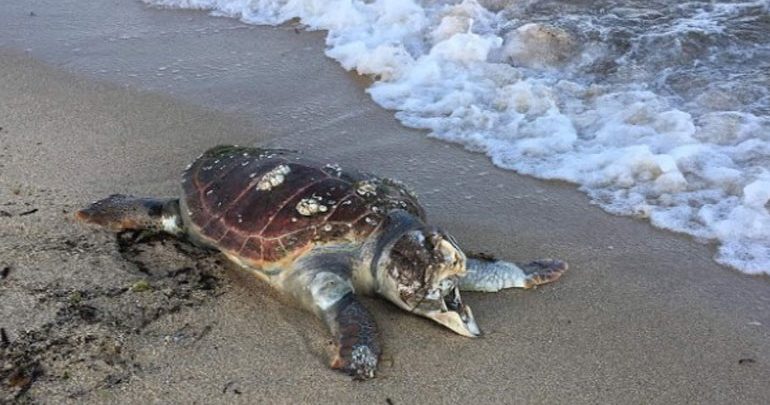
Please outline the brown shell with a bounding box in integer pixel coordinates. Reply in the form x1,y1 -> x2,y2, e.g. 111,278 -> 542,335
181,145 -> 424,267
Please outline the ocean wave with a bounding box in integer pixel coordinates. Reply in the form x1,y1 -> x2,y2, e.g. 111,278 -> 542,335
144,0 -> 770,275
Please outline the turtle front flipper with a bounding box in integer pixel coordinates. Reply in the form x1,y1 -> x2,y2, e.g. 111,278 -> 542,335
459,255 -> 568,292
76,194 -> 182,234
325,291 -> 380,380
307,272 -> 380,380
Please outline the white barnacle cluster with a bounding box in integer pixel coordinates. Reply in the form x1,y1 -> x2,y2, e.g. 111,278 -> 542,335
323,162 -> 343,177
256,164 -> 291,191
356,180 -> 378,197
161,215 -> 182,235
384,177 -> 418,199
350,345 -> 377,378
296,197 -> 329,216
323,189 -> 337,206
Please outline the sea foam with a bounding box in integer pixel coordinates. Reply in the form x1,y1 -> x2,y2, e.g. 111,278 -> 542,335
145,0 -> 770,275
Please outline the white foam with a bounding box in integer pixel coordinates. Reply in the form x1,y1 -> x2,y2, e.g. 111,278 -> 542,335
144,0 -> 770,274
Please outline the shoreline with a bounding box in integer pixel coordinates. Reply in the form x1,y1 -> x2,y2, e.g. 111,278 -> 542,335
1,2 -> 769,403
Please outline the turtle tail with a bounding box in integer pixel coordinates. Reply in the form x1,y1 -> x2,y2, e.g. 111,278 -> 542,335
76,194 -> 181,234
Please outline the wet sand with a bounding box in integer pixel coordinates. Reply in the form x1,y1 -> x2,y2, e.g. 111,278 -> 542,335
1,1 -> 769,403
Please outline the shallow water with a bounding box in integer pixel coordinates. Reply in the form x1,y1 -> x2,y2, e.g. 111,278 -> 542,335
144,0 -> 770,274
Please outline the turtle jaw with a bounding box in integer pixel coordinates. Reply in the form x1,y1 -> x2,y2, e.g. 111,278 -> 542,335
416,286 -> 481,338
429,306 -> 481,338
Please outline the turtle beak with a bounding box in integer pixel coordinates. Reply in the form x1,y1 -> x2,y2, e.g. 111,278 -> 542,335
418,286 -> 482,337
429,304 -> 481,337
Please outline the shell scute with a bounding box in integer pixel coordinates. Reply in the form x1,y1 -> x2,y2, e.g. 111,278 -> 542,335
281,227 -> 316,250
222,163 -> 322,233
325,194 -> 367,223
200,217 -> 229,242
238,237 -> 263,259
262,178 -> 351,237
260,238 -> 289,263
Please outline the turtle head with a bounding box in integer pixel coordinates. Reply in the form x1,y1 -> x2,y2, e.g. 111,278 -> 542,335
76,194 -> 181,234
375,226 -> 481,337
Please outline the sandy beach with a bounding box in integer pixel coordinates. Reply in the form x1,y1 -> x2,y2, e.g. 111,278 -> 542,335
1,1 -> 769,403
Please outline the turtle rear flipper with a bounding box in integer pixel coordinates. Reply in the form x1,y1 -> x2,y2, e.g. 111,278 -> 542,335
76,194 -> 181,234
460,257 -> 568,292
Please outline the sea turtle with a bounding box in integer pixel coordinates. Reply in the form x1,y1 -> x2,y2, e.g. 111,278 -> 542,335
76,145 -> 567,379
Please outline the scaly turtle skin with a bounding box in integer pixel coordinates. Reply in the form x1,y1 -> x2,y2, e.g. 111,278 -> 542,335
77,145 -> 568,379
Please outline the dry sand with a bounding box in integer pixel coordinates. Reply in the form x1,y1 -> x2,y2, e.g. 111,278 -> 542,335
1,1 -> 769,403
